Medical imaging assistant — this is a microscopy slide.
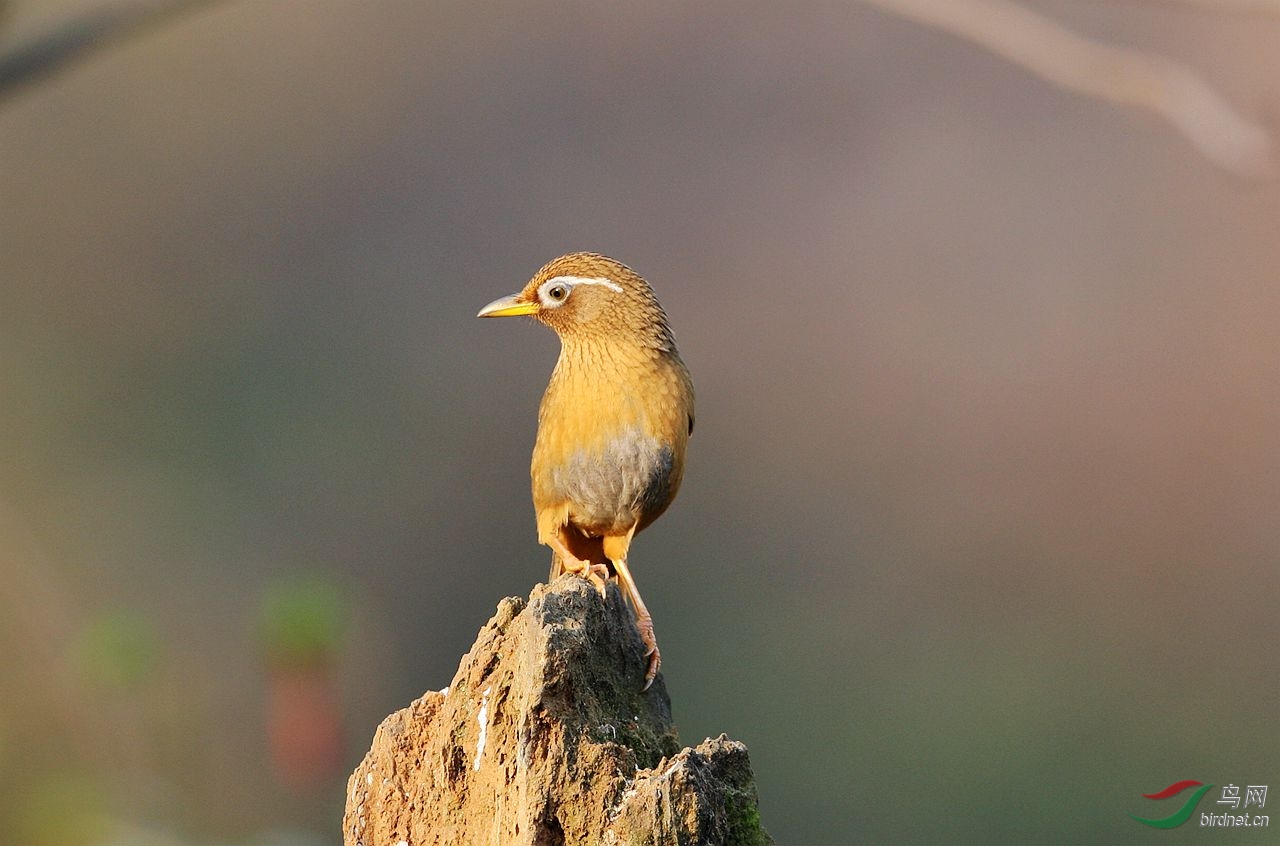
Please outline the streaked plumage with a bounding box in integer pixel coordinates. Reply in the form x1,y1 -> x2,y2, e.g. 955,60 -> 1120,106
478,252 -> 694,688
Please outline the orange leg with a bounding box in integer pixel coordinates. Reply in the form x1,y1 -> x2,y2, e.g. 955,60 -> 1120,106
611,557 -> 660,690
546,530 -> 608,596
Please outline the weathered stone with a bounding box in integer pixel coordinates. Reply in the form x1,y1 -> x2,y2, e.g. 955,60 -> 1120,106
343,576 -> 770,846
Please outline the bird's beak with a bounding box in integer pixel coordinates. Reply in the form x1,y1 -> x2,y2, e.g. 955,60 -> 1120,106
477,293 -> 539,318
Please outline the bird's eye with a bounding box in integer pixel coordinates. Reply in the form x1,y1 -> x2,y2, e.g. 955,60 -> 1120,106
548,285 -> 568,301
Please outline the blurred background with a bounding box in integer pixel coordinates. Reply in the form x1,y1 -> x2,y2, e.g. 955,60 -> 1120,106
2,1 -> 1278,843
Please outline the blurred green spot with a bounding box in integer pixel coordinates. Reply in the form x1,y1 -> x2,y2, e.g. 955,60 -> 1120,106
73,610 -> 160,691
15,773 -> 109,846
258,575 -> 348,669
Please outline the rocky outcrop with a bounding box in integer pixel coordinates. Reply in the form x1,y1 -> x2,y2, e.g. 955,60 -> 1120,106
343,576 -> 771,845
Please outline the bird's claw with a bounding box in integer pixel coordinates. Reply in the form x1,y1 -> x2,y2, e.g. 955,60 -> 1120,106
641,645 -> 661,691
588,563 -> 609,591
588,563 -> 610,598
637,616 -> 660,690
562,556 -> 610,597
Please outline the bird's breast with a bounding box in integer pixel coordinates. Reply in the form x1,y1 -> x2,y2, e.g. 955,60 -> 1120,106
539,429 -> 677,536
531,350 -> 691,537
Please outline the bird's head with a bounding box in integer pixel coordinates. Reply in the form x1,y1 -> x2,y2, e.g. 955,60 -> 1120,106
477,252 -> 675,350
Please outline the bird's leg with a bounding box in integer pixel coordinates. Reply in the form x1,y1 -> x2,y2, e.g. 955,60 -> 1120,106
546,531 -> 608,596
611,557 -> 660,690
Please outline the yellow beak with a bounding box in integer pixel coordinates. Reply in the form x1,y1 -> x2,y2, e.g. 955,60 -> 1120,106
477,294 -> 539,318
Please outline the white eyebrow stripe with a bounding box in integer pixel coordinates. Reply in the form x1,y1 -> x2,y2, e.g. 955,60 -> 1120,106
548,275 -> 623,293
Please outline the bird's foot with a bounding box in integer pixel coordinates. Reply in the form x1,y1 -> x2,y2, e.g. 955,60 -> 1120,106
588,562 -> 610,598
637,614 -> 661,691
561,556 -> 609,598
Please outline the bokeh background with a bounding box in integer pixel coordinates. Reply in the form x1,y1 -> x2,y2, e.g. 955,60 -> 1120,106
3,1 -> 1278,843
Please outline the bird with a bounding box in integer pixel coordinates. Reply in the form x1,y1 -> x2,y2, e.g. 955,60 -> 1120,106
477,252 -> 694,689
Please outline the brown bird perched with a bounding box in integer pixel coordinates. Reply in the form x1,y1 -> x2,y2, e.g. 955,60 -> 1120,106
477,252 -> 694,689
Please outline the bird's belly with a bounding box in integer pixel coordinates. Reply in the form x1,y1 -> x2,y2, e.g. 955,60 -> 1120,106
542,429 -> 675,536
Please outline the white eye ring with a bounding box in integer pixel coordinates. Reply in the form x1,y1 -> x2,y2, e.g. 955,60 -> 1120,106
538,280 -> 572,307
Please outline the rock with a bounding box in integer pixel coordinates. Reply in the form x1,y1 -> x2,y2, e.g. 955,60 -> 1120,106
343,576 -> 771,846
